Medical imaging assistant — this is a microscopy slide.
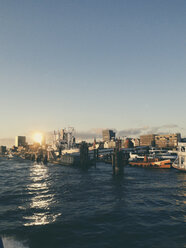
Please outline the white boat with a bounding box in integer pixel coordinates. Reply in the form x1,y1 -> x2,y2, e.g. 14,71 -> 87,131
129,152 -> 144,161
172,143 -> 186,172
149,148 -> 177,161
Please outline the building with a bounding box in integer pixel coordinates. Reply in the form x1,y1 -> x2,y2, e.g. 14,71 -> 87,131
15,136 -> 26,147
155,133 -> 181,148
0,146 -> 6,155
131,138 -> 140,147
104,140 -> 116,149
53,128 -> 76,150
124,138 -> 134,149
102,129 -> 115,142
140,134 -> 155,147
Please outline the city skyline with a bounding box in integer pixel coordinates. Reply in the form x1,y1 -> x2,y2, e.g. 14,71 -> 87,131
1,0 -> 186,140
0,124 -> 183,147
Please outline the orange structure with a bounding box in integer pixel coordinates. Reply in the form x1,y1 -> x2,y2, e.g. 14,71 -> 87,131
129,158 -> 172,169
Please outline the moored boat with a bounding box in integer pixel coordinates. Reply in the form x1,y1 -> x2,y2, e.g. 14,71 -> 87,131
129,152 -> 144,161
129,156 -> 172,169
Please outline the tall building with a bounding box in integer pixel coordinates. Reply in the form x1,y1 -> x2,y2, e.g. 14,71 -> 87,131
102,129 -> 115,142
15,136 -> 26,147
155,133 -> 181,148
140,134 -> 155,147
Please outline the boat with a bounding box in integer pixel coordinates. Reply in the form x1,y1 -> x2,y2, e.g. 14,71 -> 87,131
172,142 -> 186,172
148,148 -> 177,161
129,155 -> 172,169
55,154 -> 80,166
129,152 -> 144,161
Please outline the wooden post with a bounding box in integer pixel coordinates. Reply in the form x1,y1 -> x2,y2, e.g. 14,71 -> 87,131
112,152 -> 116,175
112,147 -> 124,175
80,142 -> 89,167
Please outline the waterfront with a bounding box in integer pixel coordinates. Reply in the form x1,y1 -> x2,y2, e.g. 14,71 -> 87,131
0,157 -> 185,248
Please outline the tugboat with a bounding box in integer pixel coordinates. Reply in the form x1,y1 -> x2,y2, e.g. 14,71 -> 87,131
172,143 -> 186,172
129,155 -> 172,169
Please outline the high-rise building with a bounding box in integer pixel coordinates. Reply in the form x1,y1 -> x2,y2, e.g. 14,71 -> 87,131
15,136 -> 26,147
102,129 -> 115,142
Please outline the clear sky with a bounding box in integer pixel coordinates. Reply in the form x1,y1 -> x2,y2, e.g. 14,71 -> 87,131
0,0 -> 186,141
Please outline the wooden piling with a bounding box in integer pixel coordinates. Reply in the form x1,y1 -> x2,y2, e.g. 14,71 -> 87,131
80,142 -> 89,167
112,147 -> 124,175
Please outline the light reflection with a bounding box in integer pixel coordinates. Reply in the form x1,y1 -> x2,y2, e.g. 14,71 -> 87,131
24,213 -> 61,226
23,163 -> 61,226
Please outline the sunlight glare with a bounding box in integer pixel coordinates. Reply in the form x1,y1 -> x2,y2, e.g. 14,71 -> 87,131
33,133 -> 43,144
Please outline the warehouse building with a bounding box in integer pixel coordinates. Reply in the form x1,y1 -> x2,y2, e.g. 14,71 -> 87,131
155,133 -> 181,148
140,134 -> 155,147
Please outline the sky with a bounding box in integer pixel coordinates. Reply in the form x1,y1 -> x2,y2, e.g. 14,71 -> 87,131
0,0 -> 186,144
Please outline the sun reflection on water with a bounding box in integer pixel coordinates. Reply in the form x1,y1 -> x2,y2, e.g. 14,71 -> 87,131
23,163 -> 61,226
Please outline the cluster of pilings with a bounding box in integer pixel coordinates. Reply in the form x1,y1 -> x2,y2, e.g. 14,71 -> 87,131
22,151 -> 48,164
35,153 -> 48,164
93,148 -> 99,161
112,148 -> 124,175
16,140 -> 130,174
112,141 -> 129,175
80,141 -> 90,167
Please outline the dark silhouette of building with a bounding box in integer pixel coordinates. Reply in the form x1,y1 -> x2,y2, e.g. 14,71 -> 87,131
0,146 -> 6,155
15,136 -> 26,147
124,138 -> 134,148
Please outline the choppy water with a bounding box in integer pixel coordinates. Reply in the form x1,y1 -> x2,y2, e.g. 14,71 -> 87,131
0,157 -> 185,248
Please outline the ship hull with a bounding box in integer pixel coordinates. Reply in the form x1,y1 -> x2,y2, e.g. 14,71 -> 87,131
172,164 -> 186,172
129,159 -> 172,169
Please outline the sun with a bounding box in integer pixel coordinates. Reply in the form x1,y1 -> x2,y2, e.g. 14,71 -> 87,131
33,133 -> 43,144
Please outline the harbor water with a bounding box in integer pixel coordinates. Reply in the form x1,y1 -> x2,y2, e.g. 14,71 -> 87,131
0,157 -> 185,248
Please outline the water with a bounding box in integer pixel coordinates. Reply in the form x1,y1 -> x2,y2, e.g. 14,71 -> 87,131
0,157 -> 185,248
